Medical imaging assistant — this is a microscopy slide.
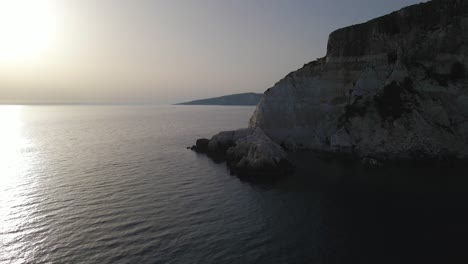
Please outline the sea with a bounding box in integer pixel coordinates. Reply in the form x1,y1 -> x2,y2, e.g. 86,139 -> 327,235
0,105 -> 467,264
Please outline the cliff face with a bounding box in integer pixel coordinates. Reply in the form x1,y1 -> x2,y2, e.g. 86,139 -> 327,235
250,0 -> 468,159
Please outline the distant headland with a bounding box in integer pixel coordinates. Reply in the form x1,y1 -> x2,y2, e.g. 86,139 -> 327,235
176,93 -> 262,106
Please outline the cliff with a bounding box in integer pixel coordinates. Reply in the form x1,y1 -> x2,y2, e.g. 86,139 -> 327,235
250,0 -> 468,160
177,93 -> 262,106
193,0 -> 468,178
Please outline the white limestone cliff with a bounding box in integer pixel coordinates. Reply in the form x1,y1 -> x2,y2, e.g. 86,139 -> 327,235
193,0 -> 468,178
249,0 -> 468,160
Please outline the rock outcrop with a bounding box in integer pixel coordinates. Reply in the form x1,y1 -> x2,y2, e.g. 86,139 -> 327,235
194,0 -> 468,178
192,128 -> 293,178
250,0 -> 468,161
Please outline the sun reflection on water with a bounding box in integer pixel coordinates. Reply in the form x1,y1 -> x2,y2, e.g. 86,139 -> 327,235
0,105 -> 29,183
0,105 -> 37,262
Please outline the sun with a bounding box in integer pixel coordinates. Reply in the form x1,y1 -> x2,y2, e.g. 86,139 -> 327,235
0,0 -> 60,68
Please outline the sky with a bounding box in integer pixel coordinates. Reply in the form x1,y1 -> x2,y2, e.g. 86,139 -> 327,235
0,0 -> 427,104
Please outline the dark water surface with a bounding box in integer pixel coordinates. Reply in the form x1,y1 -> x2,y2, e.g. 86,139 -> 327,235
0,105 -> 467,264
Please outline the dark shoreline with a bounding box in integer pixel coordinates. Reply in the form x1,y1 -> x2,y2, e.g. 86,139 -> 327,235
191,139 -> 468,184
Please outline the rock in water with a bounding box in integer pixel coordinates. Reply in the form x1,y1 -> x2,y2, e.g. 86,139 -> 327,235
192,138 -> 209,153
193,128 -> 292,178
361,157 -> 384,168
249,0 -> 468,161
225,128 -> 292,178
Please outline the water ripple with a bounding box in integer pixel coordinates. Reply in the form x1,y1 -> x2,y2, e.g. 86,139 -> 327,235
2,105 -> 465,264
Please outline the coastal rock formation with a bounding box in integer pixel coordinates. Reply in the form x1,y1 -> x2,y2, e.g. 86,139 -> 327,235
194,0 -> 468,177
192,128 -> 292,178
250,0 -> 468,160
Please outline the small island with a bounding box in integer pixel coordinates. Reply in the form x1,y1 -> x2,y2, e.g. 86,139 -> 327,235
176,93 -> 262,106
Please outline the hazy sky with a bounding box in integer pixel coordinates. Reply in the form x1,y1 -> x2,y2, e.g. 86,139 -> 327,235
0,0 -> 427,104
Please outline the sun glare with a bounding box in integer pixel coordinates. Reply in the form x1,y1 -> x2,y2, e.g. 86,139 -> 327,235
0,0 -> 60,68
0,106 -> 28,182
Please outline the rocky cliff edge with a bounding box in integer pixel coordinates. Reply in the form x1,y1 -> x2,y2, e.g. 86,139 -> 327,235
194,0 -> 468,177
250,0 -> 468,160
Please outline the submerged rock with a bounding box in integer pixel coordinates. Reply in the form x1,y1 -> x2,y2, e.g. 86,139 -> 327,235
361,157 -> 384,168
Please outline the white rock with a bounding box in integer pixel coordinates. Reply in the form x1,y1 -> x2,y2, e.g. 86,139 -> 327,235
249,0 -> 468,160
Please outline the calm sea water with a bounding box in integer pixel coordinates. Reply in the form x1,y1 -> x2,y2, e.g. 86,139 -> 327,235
0,105 -> 467,264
